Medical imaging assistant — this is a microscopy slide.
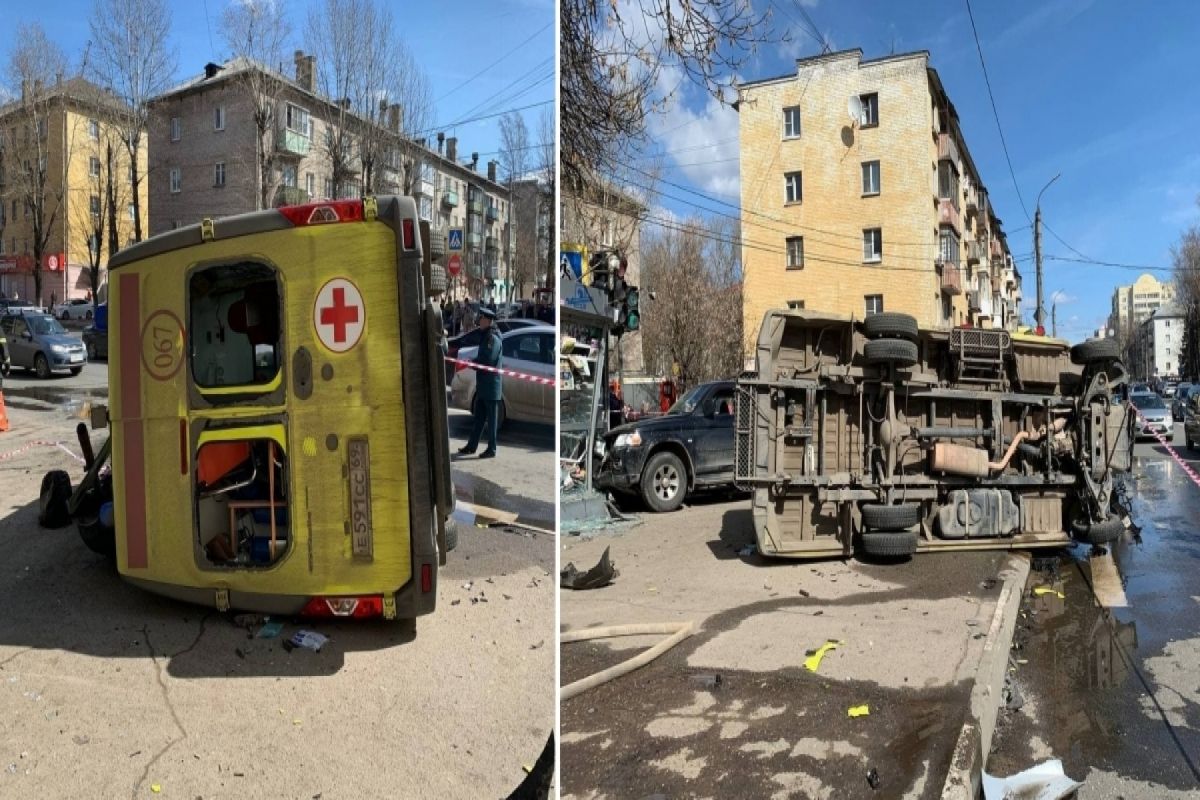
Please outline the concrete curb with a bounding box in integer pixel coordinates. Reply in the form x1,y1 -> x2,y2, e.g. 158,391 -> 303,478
940,552 -> 1030,800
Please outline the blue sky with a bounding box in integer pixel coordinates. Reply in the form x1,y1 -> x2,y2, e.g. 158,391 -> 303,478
0,0 -> 554,177
639,0 -> 1200,342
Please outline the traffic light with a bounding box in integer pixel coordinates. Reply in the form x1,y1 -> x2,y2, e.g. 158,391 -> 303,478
588,251 -> 610,291
624,286 -> 640,331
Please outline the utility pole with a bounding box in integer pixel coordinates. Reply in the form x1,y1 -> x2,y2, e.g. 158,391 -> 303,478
1051,301 -> 1057,338
1034,174 -> 1060,334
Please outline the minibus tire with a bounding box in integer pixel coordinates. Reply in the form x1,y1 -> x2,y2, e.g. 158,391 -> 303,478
864,338 -> 918,368
77,516 -> 116,558
860,530 -> 919,558
861,502 -> 920,531
862,312 -> 918,342
1071,514 -> 1124,546
1070,338 -> 1119,366
429,263 -> 447,295
444,518 -> 459,552
38,470 -> 73,529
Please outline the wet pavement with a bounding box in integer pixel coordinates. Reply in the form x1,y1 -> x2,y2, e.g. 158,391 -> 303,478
989,428 -> 1200,794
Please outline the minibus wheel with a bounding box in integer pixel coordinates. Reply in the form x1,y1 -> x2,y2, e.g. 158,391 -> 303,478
37,470 -> 72,529
444,518 -> 459,552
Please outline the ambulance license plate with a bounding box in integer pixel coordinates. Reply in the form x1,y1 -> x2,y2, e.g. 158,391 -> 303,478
347,437 -> 373,558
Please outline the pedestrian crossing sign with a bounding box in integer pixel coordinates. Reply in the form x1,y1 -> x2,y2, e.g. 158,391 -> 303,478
448,228 -> 463,251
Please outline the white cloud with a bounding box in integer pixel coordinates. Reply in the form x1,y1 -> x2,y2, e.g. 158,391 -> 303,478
646,88 -> 741,199
1050,290 -> 1077,305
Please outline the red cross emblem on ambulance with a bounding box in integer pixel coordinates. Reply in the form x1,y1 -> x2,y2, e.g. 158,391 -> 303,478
314,277 -> 365,353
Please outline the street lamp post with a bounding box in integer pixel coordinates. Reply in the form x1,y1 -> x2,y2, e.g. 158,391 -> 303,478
1034,174 -> 1061,334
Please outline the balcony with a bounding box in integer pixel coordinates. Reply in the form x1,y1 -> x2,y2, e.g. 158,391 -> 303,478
938,198 -> 961,233
441,190 -> 459,209
468,197 -> 485,216
990,238 -> 1003,258
939,263 -> 962,296
937,132 -> 961,165
276,126 -> 310,157
967,290 -> 982,312
967,240 -> 987,264
486,204 -> 499,223
467,231 -> 483,249
486,235 -> 498,251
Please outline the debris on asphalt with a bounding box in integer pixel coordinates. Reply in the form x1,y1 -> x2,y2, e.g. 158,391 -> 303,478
151,784 -> 162,794
1032,587 -> 1065,599
692,673 -> 724,690
232,613 -> 265,629
866,766 -> 881,789
803,639 -> 842,672
738,544 -> 756,556
288,630 -> 328,652
72,734 -> 89,745
256,620 -> 284,639
982,758 -> 1081,799
847,704 -> 870,718
560,546 -> 619,590
1002,676 -> 1025,711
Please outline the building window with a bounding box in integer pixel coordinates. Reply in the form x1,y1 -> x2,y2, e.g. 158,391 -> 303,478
787,299 -> 805,310
861,160 -> 880,196
305,173 -> 315,197
214,106 -> 226,131
863,228 -> 882,263
939,226 -> 960,267
169,167 -> 181,193
865,295 -> 884,316
214,161 -> 225,187
324,178 -> 334,198
784,171 -> 802,204
285,103 -> 310,135
88,119 -> 99,140
89,195 -> 101,216
419,195 -> 433,221
89,156 -> 100,178
783,106 -> 801,138
859,93 -> 879,127
786,236 -> 804,269
170,116 -> 180,142
938,160 -> 959,207
282,165 -> 297,188
128,204 -> 135,221
942,294 -> 952,320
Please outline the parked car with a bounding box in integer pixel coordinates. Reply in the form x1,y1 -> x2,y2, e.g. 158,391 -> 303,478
1184,394 -> 1200,450
449,325 -> 555,426
1129,382 -> 1154,397
0,312 -> 87,377
1163,380 -> 1179,398
82,324 -> 108,360
1130,393 -> 1172,440
444,318 -> 543,384
1172,383 -> 1195,419
53,298 -> 94,321
594,380 -> 738,512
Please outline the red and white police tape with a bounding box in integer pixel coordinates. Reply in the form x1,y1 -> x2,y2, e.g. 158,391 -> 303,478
0,440 -> 86,465
1130,407 -> 1200,489
444,356 -> 556,386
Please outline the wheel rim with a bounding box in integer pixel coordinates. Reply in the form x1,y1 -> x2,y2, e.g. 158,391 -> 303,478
36,357 -> 48,377
654,463 -> 680,501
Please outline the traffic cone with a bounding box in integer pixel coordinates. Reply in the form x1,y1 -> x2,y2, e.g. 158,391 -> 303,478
0,390 -> 8,432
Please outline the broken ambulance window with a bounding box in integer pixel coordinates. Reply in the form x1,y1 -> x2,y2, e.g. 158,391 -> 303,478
189,262 -> 281,390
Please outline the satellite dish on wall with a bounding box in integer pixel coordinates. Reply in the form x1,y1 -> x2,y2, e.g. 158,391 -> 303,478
847,95 -> 863,125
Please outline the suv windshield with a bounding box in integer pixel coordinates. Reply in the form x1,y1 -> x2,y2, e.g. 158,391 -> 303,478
27,315 -> 67,336
668,385 -> 707,415
1131,394 -> 1166,410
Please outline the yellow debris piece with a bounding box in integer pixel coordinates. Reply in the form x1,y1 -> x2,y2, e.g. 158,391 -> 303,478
847,705 -> 870,718
1033,587 -> 1065,600
804,640 -> 842,673
151,785 -> 162,794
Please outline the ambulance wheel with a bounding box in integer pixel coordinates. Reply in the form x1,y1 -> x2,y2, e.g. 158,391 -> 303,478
444,518 -> 459,552
38,470 -> 73,529
77,515 -> 116,558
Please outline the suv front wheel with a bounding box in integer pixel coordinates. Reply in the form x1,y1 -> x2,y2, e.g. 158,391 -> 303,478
641,451 -> 686,512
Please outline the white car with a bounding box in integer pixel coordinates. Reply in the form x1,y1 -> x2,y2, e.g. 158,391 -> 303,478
53,298 -> 95,321
449,325 -> 555,426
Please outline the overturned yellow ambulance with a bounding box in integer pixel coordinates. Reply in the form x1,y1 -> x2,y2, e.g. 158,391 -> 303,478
65,197 -> 453,620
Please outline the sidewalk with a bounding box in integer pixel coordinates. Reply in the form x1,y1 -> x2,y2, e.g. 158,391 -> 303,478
560,498 -> 1027,799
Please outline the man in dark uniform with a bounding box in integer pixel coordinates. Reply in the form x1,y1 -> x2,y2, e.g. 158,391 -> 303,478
459,307 -> 503,458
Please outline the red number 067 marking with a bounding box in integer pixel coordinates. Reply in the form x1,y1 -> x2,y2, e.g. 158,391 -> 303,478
140,309 -> 185,381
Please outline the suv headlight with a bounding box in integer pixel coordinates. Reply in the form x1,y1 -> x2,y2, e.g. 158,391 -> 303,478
614,431 -> 642,448
50,344 -> 69,353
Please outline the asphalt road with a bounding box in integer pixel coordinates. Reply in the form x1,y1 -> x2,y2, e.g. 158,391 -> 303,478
0,361 -> 556,798
989,423 -> 1200,796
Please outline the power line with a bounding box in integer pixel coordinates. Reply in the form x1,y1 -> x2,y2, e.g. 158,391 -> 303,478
964,0 -> 1030,223
414,99 -> 553,138
1047,255 -> 1174,273
434,22 -> 552,104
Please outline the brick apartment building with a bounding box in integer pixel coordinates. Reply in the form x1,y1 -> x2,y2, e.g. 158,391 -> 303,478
737,49 -> 1022,350
147,53 -> 516,299
0,76 -> 147,303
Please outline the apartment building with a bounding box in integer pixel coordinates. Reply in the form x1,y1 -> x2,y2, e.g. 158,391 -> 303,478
737,49 -> 1021,350
1108,272 -> 1177,335
0,76 -> 147,303
147,53 -> 515,299
1128,303 -> 1184,380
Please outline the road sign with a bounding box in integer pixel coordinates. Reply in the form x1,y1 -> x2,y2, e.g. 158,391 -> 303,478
448,228 -> 463,251
448,253 -> 462,277
313,277 -> 365,353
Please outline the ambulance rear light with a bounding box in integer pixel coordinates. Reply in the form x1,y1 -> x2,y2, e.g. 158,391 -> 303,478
278,200 -> 366,227
300,595 -> 384,618
402,218 -> 416,250
421,563 -> 433,593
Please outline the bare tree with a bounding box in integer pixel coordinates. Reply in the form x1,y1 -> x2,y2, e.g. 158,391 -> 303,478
640,215 -> 743,385
1173,198 -> 1200,381
538,107 -> 556,292
561,0 -> 776,188
5,24 -> 69,306
220,0 -> 293,210
498,111 -> 529,183
87,0 -> 175,242
499,111 -> 530,299
69,106 -> 132,311
305,0 -> 433,200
